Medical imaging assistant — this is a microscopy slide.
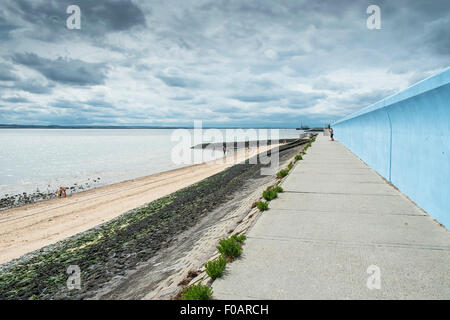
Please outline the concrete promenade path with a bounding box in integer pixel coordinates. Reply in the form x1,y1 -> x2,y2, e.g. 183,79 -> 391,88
212,134 -> 450,299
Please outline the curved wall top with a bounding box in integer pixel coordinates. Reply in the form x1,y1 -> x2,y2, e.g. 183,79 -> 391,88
333,67 -> 450,228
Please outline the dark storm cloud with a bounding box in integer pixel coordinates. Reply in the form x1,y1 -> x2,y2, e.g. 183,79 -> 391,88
12,53 -> 108,86
424,18 -> 450,56
1,96 -> 29,103
3,79 -> 54,94
0,63 -> 18,81
0,15 -> 18,40
80,0 -> 145,31
5,0 -> 146,40
21,81 -> 53,94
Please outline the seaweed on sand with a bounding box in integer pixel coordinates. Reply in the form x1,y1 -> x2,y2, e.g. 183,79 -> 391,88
0,163 -> 262,300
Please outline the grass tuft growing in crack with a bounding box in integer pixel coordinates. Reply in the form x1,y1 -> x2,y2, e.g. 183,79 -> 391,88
217,236 -> 243,260
205,256 -> 227,280
231,234 -> 246,244
276,169 -> 289,178
256,201 -> 269,211
262,189 -> 278,201
272,185 -> 283,193
181,283 -> 213,300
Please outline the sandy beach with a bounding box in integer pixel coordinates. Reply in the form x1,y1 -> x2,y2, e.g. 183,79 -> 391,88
0,144 -> 279,264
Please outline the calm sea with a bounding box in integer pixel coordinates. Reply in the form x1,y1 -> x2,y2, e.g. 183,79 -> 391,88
0,128 -> 302,197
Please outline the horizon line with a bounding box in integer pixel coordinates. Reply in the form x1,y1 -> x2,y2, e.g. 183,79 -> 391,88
0,124 -> 325,130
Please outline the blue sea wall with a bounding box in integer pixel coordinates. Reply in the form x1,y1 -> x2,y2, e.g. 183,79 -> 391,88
333,67 -> 450,228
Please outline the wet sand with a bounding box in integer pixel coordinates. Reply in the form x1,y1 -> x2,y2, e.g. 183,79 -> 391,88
0,144 -> 278,265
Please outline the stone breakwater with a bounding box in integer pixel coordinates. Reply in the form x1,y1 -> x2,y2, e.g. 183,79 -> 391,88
191,138 -> 298,149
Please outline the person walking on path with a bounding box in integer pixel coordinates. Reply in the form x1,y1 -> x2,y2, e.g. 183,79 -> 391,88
330,127 -> 334,141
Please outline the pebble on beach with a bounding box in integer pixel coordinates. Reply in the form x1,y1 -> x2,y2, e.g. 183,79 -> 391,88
0,178 -> 102,210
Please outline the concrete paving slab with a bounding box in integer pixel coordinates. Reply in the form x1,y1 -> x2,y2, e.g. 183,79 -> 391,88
213,238 -> 450,299
212,134 -> 450,300
284,171 -> 385,183
302,154 -> 357,161
249,210 -> 449,249
288,167 -> 378,175
269,192 -> 422,215
297,159 -> 366,165
293,162 -> 370,170
282,179 -> 393,195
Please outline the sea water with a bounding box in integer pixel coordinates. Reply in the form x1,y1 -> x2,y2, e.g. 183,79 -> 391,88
0,129 -> 302,197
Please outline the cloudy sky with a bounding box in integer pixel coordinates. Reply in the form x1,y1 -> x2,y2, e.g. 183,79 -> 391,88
0,0 -> 448,127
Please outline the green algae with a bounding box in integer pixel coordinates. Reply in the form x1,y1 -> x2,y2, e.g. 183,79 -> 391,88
0,162 -> 262,299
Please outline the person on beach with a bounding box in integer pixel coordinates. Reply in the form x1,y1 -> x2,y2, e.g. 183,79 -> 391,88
57,186 -> 67,198
223,144 -> 227,156
330,127 -> 334,141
